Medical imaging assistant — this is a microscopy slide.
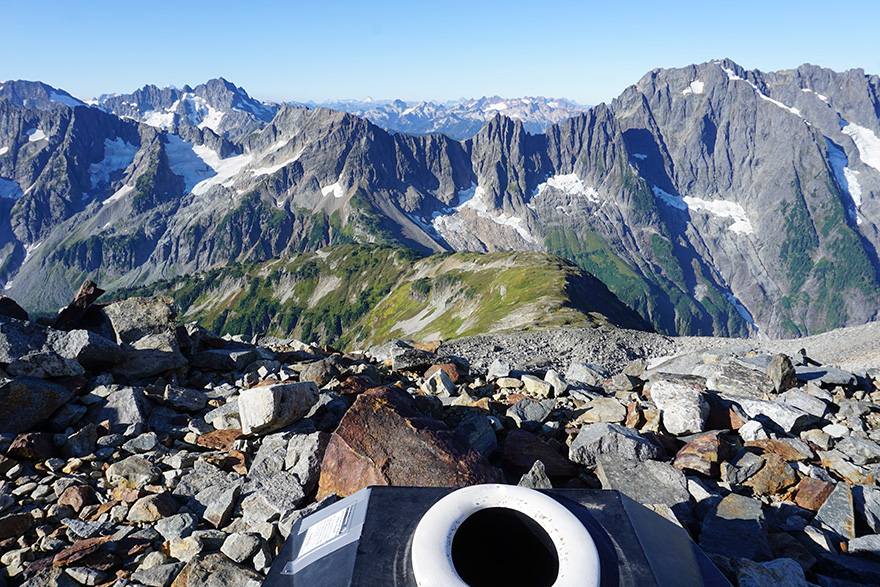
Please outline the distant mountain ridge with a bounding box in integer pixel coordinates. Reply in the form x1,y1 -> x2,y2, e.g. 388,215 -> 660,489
296,96 -> 590,140
1,59 -> 879,341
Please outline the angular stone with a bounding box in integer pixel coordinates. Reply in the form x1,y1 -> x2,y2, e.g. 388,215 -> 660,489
565,363 -> 606,388
52,536 -> 113,567
0,377 -> 75,434
543,369 -> 567,396
506,398 -> 555,429
849,534 -> 880,557
105,455 -> 160,489
767,354 -> 798,394
721,451 -> 765,485
596,457 -> 692,522
736,398 -> 814,433
520,374 -> 553,399
57,485 -> 97,513
569,422 -> 663,468
195,430 -> 243,452
836,436 -> 880,466
794,477 -> 835,512
795,366 -> 858,388
8,431 -> 57,460
421,369 -> 456,397
649,376 -> 709,435
673,431 -> 729,477
238,381 -> 318,435
455,412 -> 498,458
746,438 -> 814,462
576,397 -> 626,424
132,562 -> 186,587
220,533 -> 261,563
155,513 -> 199,542
699,493 -> 772,561
162,386 -> 208,412
20,566 -> 80,587
500,429 -> 577,480
127,493 -> 179,523
203,485 -> 240,529
316,386 -> 500,499
6,351 -> 85,379
0,513 -> 34,540
169,536 -> 204,563
64,567 -> 106,586
726,558 -> 807,587
779,389 -> 828,419
425,363 -> 462,385
301,358 -> 340,388
46,329 -> 125,370
743,452 -> 798,496
518,460 -> 553,489
815,482 -> 856,540
854,484 -> 880,533
818,450 -> 874,485
390,346 -> 436,372
169,553 -> 263,587
122,431 -> 160,454
487,358 -> 511,380
696,360 -> 774,398
87,386 -> 151,426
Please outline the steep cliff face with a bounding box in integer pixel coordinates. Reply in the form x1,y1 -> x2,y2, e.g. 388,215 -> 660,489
1,61 -> 879,338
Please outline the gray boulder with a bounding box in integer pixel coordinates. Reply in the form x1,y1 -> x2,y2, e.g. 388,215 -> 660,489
569,422 -> 663,467
0,377 -> 75,434
595,457 -> 692,522
649,375 -> 709,435
6,351 -> 85,378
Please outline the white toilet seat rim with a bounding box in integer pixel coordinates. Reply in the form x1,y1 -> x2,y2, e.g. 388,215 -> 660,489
411,484 -> 601,587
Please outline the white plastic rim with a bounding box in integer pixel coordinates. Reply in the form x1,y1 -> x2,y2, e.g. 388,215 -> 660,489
411,484 -> 601,587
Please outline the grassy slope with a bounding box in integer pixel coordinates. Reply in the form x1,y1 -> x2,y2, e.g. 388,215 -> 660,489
109,245 -> 650,350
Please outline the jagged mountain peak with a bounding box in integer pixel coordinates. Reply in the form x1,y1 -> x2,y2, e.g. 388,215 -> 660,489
0,80 -> 86,110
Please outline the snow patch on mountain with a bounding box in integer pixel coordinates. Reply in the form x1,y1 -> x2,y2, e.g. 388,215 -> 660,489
432,183 -> 538,244
49,92 -> 84,108
0,147 -> 8,156
802,88 -> 829,103
88,138 -> 138,189
104,184 -> 134,205
321,180 -> 344,199
26,128 -> 47,143
251,155 -> 301,178
143,106 -> 178,128
841,122 -> 880,172
653,186 -> 753,234
165,135 -> 253,195
826,139 -> 863,224
533,174 -> 600,203
682,80 -> 704,96
719,65 -> 802,118
0,178 -> 23,200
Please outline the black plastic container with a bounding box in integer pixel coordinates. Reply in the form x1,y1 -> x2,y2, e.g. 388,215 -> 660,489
263,484 -> 731,587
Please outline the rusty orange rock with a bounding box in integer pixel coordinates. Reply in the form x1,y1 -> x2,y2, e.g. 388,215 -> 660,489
794,476 -> 835,511
317,386 -> 501,500
673,431 -> 729,477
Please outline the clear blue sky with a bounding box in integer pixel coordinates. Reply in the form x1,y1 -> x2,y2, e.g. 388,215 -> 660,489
3,0 -> 878,106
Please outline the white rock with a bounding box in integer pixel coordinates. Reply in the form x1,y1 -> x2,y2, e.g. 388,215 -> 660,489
239,382 -> 319,435
650,379 -> 708,435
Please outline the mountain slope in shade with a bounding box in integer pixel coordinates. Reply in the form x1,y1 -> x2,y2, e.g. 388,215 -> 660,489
0,60 -> 879,340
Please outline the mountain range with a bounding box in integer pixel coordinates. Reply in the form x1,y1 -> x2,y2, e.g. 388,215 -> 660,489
1,58 -> 879,340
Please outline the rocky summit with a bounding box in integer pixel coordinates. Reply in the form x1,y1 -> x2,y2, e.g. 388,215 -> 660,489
1,285 -> 880,587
